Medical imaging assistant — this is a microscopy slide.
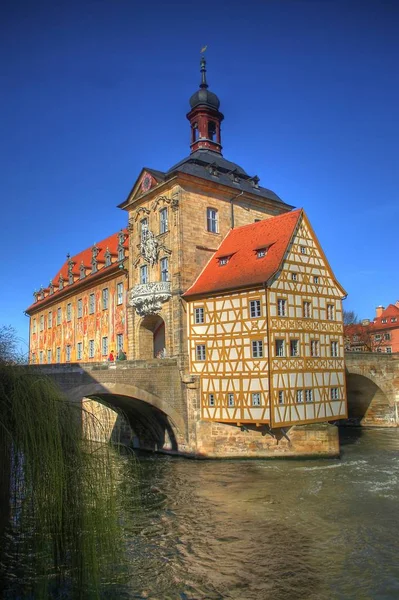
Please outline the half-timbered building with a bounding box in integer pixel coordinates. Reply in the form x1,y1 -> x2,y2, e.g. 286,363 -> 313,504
184,209 -> 348,427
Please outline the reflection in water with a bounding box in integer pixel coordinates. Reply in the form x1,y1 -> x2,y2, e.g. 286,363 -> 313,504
122,429 -> 399,600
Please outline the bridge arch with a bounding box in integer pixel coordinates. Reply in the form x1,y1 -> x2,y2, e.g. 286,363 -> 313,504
345,369 -> 396,426
66,381 -> 185,452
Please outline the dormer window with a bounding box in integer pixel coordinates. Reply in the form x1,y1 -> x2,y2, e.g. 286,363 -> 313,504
80,262 -> 86,279
392,318 -> 397,323
251,175 -> 260,189
91,244 -> 99,274
229,170 -> 239,184
33,291 -> 39,303
218,256 -> 230,266
67,255 -> 75,285
104,248 -> 112,267
381,318 -> 387,323
59,275 -> 64,290
49,280 -> 54,295
256,248 -> 267,259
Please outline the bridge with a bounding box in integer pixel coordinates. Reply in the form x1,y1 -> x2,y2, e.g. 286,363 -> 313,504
30,352 -> 399,458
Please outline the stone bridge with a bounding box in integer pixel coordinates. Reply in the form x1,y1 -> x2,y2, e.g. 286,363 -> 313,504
345,352 -> 399,427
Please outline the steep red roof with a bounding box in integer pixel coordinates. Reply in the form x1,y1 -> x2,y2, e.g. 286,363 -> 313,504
183,209 -> 302,298
26,229 -> 128,312
372,304 -> 399,330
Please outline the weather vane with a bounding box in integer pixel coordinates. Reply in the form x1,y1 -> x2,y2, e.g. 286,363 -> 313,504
200,45 -> 207,54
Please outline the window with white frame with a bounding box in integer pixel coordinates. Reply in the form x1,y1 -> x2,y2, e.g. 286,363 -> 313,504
117,333 -> 123,352
300,246 -> 307,254
384,333 -> 391,340
303,301 -> 311,318
252,392 -> 261,406
296,389 -> 304,403
77,298 -> 83,318
39,351 -> 43,364
66,345 -> 71,362
310,340 -> 320,357
160,257 -> 169,281
77,342 -> 83,360
140,264 -> 148,284
331,387 -> 339,400
386,347 -> 392,353
194,307 -> 204,324
57,307 -> 62,325
331,341 -> 339,357
305,389 -> 313,402
207,207 -> 218,233
117,282 -> 123,305
102,288 -> 109,310
381,318 -> 387,324
290,339 -> 299,357
275,339 -> 285,357
66,303 -> 72,322
227,393 -> 235,407
392,318 -> 397,323
89,340 -> 95,358
374,334 -> 381,341
252,340 -> 263,358
196,344 -> 206,361
250,300 -> 261,318
278,390 -> 284,404
87,293 -> 95,316
277,299 -> 287,316
160,207 -> 168,234
40,315 -> 44,331
327,304 -> 334,320
209,393 -> 215,406
56,347 -> 61,363
47,349 -> 52,363
48,311 -> 52,328
102,337 -> 108,356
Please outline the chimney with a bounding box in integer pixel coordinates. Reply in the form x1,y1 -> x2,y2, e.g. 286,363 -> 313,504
395,300 -> 399,309
376,305 -> 385,318
361,319 -> 370,326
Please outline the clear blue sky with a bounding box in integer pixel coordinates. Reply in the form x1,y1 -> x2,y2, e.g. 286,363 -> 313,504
1,0 -> 398,353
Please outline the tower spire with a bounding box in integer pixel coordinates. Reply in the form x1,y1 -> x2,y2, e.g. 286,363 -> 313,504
200,56 -> 208,89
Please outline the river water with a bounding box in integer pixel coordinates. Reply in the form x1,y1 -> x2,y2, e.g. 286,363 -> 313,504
120,428 -> 399,600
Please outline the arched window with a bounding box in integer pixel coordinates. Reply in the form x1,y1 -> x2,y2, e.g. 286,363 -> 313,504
208,121 -> 216,141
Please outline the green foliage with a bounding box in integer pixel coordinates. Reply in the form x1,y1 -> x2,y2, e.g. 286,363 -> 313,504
0,364 -> 132,599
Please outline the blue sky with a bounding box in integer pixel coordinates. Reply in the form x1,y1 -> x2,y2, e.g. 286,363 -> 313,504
1,0 -> 398,352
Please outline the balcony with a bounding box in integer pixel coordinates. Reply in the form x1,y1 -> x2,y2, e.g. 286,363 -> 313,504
129,281 -> 172,317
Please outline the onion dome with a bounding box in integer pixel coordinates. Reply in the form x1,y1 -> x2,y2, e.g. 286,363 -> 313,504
189,57 -> 220,110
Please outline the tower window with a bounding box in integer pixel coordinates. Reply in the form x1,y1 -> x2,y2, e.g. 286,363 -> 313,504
208,121 -> 216,141
207,208 -> 218,233
192,123 -> 199,142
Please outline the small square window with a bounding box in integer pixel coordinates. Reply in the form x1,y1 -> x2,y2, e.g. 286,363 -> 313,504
313,276 -> 319,284
331,387 -> 339,400
252,392 -> 261,406
292,273 -> 297,281
219,256 -> 229,266
209,393 -> 215,406
256,248 -> 267,258
386,347 -> 392,353
252,340 -> 263,358
381,318 -> 387,324
227,393 -> 235,407
195,307 -> 204,324
300,246 -> 307,254
196,344 -> 206,361
250,300 -> 261,318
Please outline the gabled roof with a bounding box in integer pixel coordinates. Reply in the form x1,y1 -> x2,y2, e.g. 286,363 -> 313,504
373,304 -> 399,330
183,209 -> 302,298
26,229 -> 128,313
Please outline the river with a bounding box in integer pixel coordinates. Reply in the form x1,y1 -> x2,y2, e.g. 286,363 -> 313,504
120,428 -> 399,600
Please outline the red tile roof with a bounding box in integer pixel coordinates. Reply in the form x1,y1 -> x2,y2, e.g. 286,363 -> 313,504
372,304 -> 399,330
26,229 -> 128,312
183,209 -> 303,297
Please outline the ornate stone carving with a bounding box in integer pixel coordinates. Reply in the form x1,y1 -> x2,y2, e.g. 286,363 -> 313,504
141,229 -> 159,266
129,281 -> 171,317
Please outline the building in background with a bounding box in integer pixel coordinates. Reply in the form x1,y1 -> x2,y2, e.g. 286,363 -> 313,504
344,302 -> 399,353
26,231 -> 129,363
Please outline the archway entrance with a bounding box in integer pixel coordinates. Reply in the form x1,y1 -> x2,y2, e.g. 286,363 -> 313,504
139,315 -> 166,359
346,373 -> 392,425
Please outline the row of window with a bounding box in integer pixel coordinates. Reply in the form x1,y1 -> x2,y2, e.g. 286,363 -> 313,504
196,339 -> 340,360
140,257 -> 169,284
374,333 -> 392,341
207,387 -> 341,407
194,300 -> 335,324
32,335 -> 124,363
381,317 -> 397,324
33,284 -> 125,332
140,208 -> 169,239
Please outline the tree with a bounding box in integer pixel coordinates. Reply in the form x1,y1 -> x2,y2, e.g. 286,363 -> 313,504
0,325 -> 24,365
343,310 -> 359,326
